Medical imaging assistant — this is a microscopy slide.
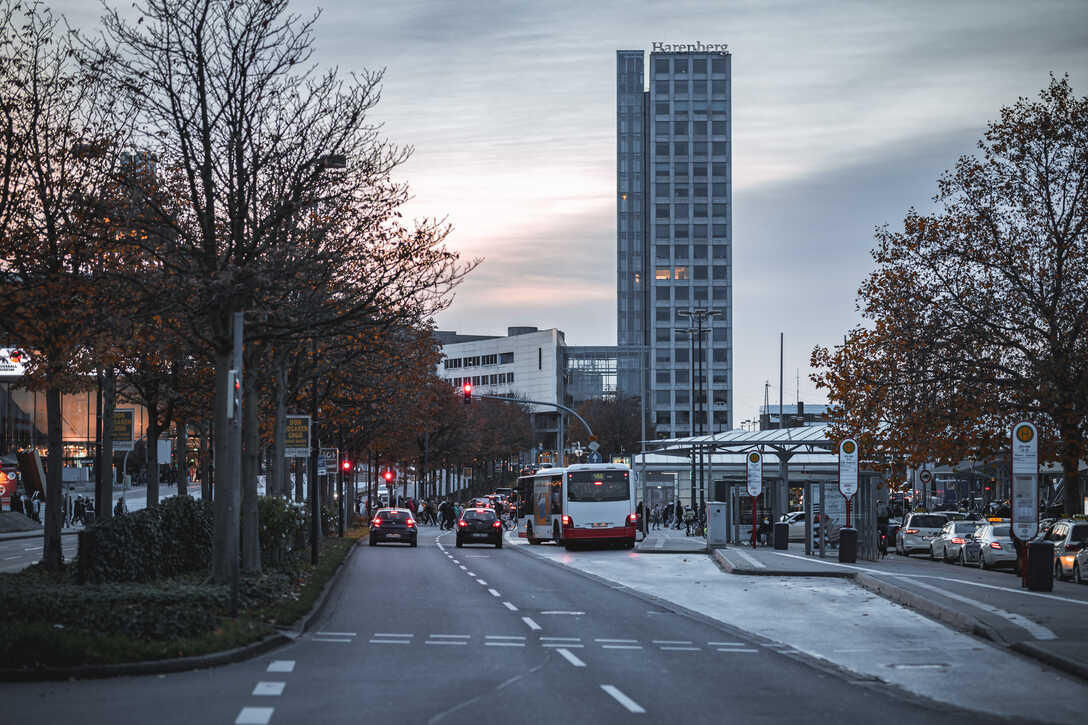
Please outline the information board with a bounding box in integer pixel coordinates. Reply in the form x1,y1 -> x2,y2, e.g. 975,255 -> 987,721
113,409 -> 135,451
285,415 -> 310,458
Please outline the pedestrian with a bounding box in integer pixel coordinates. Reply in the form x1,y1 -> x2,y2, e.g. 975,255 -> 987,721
114,496 -> 127,517
676,502 -> 684,530
74,496 -> 85,526
683,506 -> 696,536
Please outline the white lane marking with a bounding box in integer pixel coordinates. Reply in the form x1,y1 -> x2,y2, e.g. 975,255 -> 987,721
762,643 -> 789,648
731,548 -> 767,569
313,637 -> 351,643
717,648 -> 759,653
488,588 -> 501,597
652,640 -> 692,644
317,631 -> 356,637
556,648 -> 586,667
543,643 -> 583,648
595,638 -> 638,643
540,610 -> 585,615
370,639 -> 412,644
503,601 -> 519,611
602,644 -> 643,649
660,646 -> 701,651
540,636 -> 581,641
486,635 -> 526,640
3,556 -> 21,560
429,634 -> 470,639
425,640 -> 468,646
252,682 -> 285,696
374,633 -> 413,638
266,660 -> 294,673
476,578 -> 488,585
895,577 -> 1057,640
467,572 -> 476,576
459,565 -> 467,570
485,641 -> 525,647
707,642 -> 744,646
601,685 -> 646,714
235,707 -> 275,725
522,616 -> 541,631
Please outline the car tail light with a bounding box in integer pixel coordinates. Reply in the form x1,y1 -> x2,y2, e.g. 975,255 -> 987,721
372,517 -> 382,527
626,513 -> 638,526
951,537 -> 965,544
990,542 -> 1003,549
561,514 -> 572,527
903,529 -> 919,535
458,520 -> 468,528
492,520 -> 502,528
406,519 -> 415,528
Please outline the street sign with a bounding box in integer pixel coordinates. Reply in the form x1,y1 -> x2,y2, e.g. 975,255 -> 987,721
746,451 -> 762,497
317,455 -> 327,474
918,468 -> 933,486
588,451 -> 603,463
321,448 -> 338,476
588,440 -> 601,452
838,438 -> 859,498
284,415 -> 310,458
1010,421 -> 1039,541
113,409 -> 135,451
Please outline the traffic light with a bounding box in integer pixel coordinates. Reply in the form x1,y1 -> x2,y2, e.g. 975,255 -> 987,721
226,369 -> 241,420
341,459 -> 352,472
383,469 -> 395,483
463,381 -> 472,405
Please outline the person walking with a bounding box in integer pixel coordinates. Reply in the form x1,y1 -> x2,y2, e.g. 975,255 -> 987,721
114,496 -> 127,517
683,506 -> 696,536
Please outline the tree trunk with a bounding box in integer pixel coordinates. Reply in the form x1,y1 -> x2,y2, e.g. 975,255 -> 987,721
42,386 -> 63,570
146,413 -> 160,510
211,348 -> 237,584
201,419 -> 213,501
294,457 -> 303,502
101,369 -> 115,521
241,361 -> 261,573
1060,422 -> 1082,516
177,419 -> 188,497
270,350 -> 288,498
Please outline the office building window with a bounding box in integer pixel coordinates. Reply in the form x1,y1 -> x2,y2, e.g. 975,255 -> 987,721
711,163 -> 727,179
655,142 -> 669,156
694,286 -> 708,300
656,370 -> 671,385
656,164 -> 670,178
500,352 -> 513,364
712,142 -> 727,157
674,162 -> 688,177
713,223 -> 728,236
693,82 -> 707,97
656,204 -> 670,219
712,285 -> 728,299
674,204 -> 689,220
693,141 -> 707,155
711,58 -> 727,73
694,224 -> 708,239
655,327 -> 671,342
675,185 -> 689,199
655,58 -> 670,74
673,141 -> 688,156
674,266 -> 689,280
693,58 -> 707,74
656,245 -> 671,260
693,120 -> 707,137
655,349 -> 672,364
656,412 -> 671,426
675,369 -> 689,384
675,225 -> 689,239
655,267 -> 671,280
674,80 -> 688,95
655,101 -> 669,114
712,244 -> 728,259
655,182 -> 670,196
654,80 -> 669,95
694,184 -> 708,197
675,286 -> 689,301
675,390 -> 690,405
655,390 -> 671,406
655,284 -> 671,301
712,121 -> 727,136
713,349 -> 728,364
712,80 -> 727,95
674,120 -> 688,135
712,265 -> 728,280
694,203 -> 707,218
654,120 -> 670,135
693,164 -> 707,178
693,265 -> 707,280
675,348 -> 689,363
674,245 -> 688,259
655,223 -> 669,238
712,203 -> 727,217
655,308 -> 670,322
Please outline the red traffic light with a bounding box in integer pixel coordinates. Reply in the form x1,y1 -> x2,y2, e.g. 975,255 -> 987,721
463,381 -> 472,404
341,460 -> 351,472
382,469 -> 395,482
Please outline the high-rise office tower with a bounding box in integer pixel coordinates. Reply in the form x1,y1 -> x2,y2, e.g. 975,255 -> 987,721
616,47 -> 732,438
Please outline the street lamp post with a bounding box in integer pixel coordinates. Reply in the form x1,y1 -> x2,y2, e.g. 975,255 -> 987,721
678,307 -> 721,513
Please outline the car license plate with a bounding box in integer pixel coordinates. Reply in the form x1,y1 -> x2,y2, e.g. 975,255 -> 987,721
591,522 -> 608,528
387,533 -> 400,538
473,533 -> 488,538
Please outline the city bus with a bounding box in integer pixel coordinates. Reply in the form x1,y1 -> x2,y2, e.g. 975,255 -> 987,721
515,463 -> 637,549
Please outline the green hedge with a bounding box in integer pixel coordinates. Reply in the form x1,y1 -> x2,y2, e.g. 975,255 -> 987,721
77,496 -> 214,584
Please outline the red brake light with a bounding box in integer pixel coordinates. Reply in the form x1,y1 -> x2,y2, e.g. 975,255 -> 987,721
626,513 -> 638,526
372,517 -> 382,527
458,520 -> 468,527
904,529 -> 919,535
951,537 -> 965,545
561,515 -> 572,527
492,520 -> 502,528
406,519 -> 415,528
990,542 -> 1003,549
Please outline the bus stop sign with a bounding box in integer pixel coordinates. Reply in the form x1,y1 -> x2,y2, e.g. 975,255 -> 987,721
1011,421 -> 1039,541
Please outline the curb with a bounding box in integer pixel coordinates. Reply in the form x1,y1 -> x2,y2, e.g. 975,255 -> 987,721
1010,642 -> 1088,682
0,533 -> 366,681
710,548 -> 855,578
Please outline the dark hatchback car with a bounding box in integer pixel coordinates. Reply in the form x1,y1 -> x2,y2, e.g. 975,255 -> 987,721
369,508 -> 417,547
456,508 -> 503,548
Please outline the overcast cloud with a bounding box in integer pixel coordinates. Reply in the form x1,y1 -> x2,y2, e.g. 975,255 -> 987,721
60,0 -> 1088,424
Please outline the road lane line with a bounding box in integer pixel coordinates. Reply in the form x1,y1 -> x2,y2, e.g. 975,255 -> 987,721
540,637 -> 581,641
488,588 -> 501,597
502,601 -> 518,611
266,660 -> 294,673
313,638 -> 351,643
540,610 -> 585,615
476,578 -> 487,585
521,616 -> 541,631
369,639 -> 411,644
652,640 -> 692,644
717,648 -> 759,653
459,565 -> 467,570
660,646 -> 701,651
602,645 -> 643,649
467,571 -> 476,576
429,634 -> 470,638
317,632 -> 356,637
601,685 -> 645,714
556,648 -> 586,667
595,638 -> 638,643
235,707 -> 274,724
425,640 -> 468,645
543,643 -> 583,648
485,641 -> 525,647
486,635 -> 526,640
252,682 -> 285,696
708,642 -> 744,646
374,633 -> 413,637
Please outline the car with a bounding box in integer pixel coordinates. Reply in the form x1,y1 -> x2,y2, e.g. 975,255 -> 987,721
369,508 -> 417,547
1073,546 -> 1088,584
456,507 -> 503,548
930,520 -> 985,562
469,497 -> 492,509
973,522 -> 1017,570
779,511 -> 806,541
1043,519 -> 1088,581
896,512 -> 950,555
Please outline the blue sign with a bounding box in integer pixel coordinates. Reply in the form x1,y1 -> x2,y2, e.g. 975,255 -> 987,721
317,455 -> 327,474
588,451 -> 603,463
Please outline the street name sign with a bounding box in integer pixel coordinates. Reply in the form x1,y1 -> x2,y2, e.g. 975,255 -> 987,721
746,451 -> 762,497
588,440 -> 601,452
1010,421 -> 1039,541
113,409 -> 135,452
838,438 -> 859,498
285,415 -> 310,458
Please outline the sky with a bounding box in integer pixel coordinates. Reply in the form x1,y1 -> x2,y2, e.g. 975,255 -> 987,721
59,0 -> 1088,425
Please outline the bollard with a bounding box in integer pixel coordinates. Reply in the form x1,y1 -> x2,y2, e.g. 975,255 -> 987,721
773,521 -> 789,550
838,527 -> 858,563
1026,541 -> 1054,591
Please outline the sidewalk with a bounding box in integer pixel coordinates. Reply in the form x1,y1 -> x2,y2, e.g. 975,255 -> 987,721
637,524 -> 707,553
711,542 -> 1088,681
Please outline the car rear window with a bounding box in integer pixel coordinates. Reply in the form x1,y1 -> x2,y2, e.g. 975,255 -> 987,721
382,511 -> 408,521
954,522 -> 979,533
991,526 -> 1010,537
463,510 -> 496,521
910,515 -> 947,528
1070,524 -> 1088,542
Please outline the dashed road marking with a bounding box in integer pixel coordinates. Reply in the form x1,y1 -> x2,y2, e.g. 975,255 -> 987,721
653,640 -> 692,645
543,642 -> 583,648
660,646 -> 701,651
317,631 -> 356,637
476,578 -> 487,585
601,685 -> 645,714
503,601 -> 518,611
313,637 -> 351,643
602,644 -> 642,650
717,648 -> 759,653
485,641 -> 525,647
556,648 -> 586,667
374,633 -> 413,638
540,610 -> 585,615
429,634 -> 470,639
458,565 -> 467,570
266,660 -> 294,673
235,707 -> 275,725
595,638 -> 638,643
522,616 -> 541,631
252,682 -> 285,696
708,642 -> 744,646
425,640 -> 467,646
370,639 -> 410,644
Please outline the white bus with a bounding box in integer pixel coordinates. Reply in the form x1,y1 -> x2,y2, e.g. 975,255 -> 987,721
515,463 -> 637,549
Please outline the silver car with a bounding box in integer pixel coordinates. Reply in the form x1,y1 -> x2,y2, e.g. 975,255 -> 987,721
974,523 -> 1017,570
930,520 -> 984,562
897,513 -> 950,556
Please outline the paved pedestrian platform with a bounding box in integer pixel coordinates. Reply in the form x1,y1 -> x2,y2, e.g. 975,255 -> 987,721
637,526 -> 707,553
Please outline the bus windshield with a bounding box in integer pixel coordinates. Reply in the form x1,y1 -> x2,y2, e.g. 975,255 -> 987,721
567,471 -> 630,502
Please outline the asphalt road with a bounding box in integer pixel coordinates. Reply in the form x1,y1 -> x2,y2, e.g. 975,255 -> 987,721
0,533 -> 78,572
0,527 -> 996,725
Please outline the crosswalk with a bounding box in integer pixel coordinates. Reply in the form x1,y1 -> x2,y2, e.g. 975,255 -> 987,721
311,630 -> 760,654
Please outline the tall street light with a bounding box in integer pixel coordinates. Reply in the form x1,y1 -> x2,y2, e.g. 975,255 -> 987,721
678,307 -> 721,512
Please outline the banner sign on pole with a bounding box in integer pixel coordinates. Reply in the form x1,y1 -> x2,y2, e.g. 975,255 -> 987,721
113,409 -> 135,451
838,438 -> 859,498
1010,422 -> 1039,541
746,451 -> 762,497
285,415 -> 311,458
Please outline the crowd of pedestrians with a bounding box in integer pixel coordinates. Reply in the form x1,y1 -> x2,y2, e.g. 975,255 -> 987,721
647,501 -> 707,536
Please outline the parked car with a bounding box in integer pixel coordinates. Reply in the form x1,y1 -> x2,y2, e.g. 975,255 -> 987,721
896,513 -> 950,556
1044,519 -> 1088,580
973,523 -> 1017,570
930,520 -> 985,562
1073,546 -> 1088,584
779,511 -> 806,541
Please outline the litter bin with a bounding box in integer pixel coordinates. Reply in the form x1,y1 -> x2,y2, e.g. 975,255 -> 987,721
1026,541 -> 1054,591
773,521 -> 789,550
838,527 -> 857,563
